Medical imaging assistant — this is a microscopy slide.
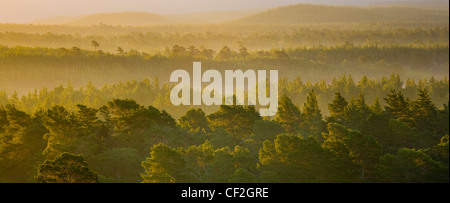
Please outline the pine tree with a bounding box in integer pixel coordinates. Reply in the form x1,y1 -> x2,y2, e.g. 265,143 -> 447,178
324,123 -> 382,180
371,96 -> 383,114
437,102 -> 449,136
141,143 -> 188,183
328,92 -> 348,124
412,89 -> 438,132
238,45 -> 249,58
274,94 -> 302,134
91,40 -> 99,52
301,89 -> 325,139
208,105 -> 261,141
384,90 -> 413,126
36,153 -> 98,183
343,94 -> 372,130
216,46 -> 233,60
179,108 -> 210,133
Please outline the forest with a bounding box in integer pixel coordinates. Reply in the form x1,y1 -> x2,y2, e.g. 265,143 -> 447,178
1,23 -> 448,51
0,43 -> 448,97
0,3 -> 449,183
0,84 -> 448,183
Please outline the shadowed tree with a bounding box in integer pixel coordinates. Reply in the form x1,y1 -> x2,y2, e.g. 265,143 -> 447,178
70,47 -> 81,57
141,143 -> 188,183
343,94 -> 372,130
327,92 -> 348,124
259,133 -> 359,183
274,94 -> 302,134
412,88 -> 438,132
36,153 -> 98,183
179,108 -> 210,133
371,96 -> 383,114
301,89 -> 326,139
216,46 -> 234,60
117,47 -> 124,56
384,90 -> 413,126
91,40 -> 100,52
208,105 -> 261,141
238,45 -> 249,58
375,148 -> 448,183
323,123 -> 382,180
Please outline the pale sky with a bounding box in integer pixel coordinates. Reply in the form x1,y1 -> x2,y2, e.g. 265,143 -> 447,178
0,0 -> 427,23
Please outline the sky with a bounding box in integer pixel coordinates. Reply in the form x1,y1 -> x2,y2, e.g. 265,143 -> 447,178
0,0 -> 433,23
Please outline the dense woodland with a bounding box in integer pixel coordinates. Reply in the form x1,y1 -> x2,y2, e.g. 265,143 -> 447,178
1,21 -> 448,96
0,4 -> 449,183
0,86 -> 448,182
0,74 -> 448,119
0,43 -> 448,96
1,24 -> 448,51
0,46 -> 448,183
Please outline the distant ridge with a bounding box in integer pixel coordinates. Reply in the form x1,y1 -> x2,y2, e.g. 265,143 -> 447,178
29,4 -> 449,26
164,9 -> 264,24
370,0 -> 449,10
30,10 -> 261,25
65,12 -> 171,26
234,4 -> 449,24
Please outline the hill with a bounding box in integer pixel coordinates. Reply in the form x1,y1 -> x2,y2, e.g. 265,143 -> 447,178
234,4 -> 449,24
164,9 -> 263,24
370,0 -> 449,10
31,10 -> 262,25
64,12 -> 171,26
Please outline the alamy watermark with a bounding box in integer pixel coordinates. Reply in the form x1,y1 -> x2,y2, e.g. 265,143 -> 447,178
169,62 -> 279,116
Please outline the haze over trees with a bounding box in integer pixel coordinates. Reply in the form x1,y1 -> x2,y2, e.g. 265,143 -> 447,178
0,2 -> 448,183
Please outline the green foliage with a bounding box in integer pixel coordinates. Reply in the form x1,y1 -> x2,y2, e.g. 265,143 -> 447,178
423,135 -> 449,167
274,94 -> 302,134
412,89 -> 439,132
246,120 -> 286,155
370,97 -> 383,114
324,123 -> 383,179
208,105 -> 261,141
179,108 -> 210,133
343,94 -> 373,130
141,140 -> 258,183
375,148 -> 449,183
0,79 -> 448,183
0,105 -> 47,182
301,89 -> 326,139
2,23 -> 448,52
36,152 -> 98,183
141,143 -> 187,183
216,46 -> 236,60
384,89 -> 414,125
0,43 -> 448,104
228,168 -> 258,183
208,127 -> 236,149
327,92 -> 348,124
0,9 -> 448,183
259,133 -> 360,182
91,148 -> 143,183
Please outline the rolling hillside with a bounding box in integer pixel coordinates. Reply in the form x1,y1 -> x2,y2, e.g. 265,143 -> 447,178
234,4 -> 449,24
164,9 -> 264,24
31,10 -> 262,25
64,12 -> 171,26
30,3 -> 449,26
370,0 -> 449,9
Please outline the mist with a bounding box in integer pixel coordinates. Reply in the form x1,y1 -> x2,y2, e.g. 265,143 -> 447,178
0,0 -> 444,23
